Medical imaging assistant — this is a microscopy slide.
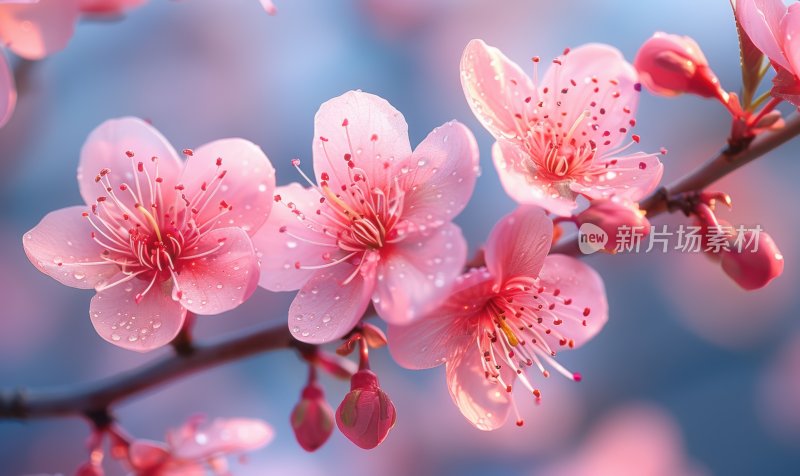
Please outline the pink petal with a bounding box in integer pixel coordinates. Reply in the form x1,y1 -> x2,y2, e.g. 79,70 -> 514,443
460,39 -> 538,144
538,254 -> 608,350
738,0 -> 791,70
541,43 -> 639,151
780,3 -> 800,75
128,440 -> 171,471
0,0 -> 79,60
169,418 -> 274,461
23,206 -> 119,289
445,347 -> 512,431
180,138 -> 275,236
288,263 -> 375,344
260,0 -> 276,15
484,205 -> 552,285
388,267 -> 493,370
572,152 -> 663,202
252,183 -> 337,292
492,140 -> 578,216
176,227 -> 259,315
77,117 -> 182,212
372,222 -> 467,325
400,120 -> 480,229
90,273 -> 186,351
78,0 -> 147,14
312,90 -> 412,192
0,51 -> 15,128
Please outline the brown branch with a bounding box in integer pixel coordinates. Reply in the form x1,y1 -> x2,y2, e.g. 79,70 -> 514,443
3,115 -> 800,422
552,113 -> 800,255
0,323 -> 308,420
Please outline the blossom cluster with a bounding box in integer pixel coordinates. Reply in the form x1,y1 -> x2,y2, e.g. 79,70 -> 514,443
8,0 -> 793,473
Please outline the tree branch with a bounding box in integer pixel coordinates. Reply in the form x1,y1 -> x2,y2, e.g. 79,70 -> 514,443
0,323 -> 308,420
552,113 -> 800,255
3,114 -> 800,422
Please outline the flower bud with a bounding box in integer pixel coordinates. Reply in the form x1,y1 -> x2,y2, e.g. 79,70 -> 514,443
336,369 -> 396,449
720,231 -> 784,290
575,199 -> 650,253
75,462 -> 104,476
634,32 -> 727,101
291,382 -> 335,452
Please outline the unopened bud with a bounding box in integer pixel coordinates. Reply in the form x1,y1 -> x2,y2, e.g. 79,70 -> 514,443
291,383 -> 335,452
635,32 -> 727,102
576,199 -> 650,253
336,370 -> 396,449
720,231 -> 784,290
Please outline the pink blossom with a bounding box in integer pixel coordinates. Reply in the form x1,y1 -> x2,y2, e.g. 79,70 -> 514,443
537,404 -> 707,476
336,369 -> 397,449
0,0 -> 80,128
388,206 -> 608,430
79,0 -> 146,15
634,32 -> 728,101
260,0 -> 277,15
124,417 -> 274,475
736,0 -> 800,105
252,90 -> 479,343
460,39 -> 663,216
23,117 -> 275,351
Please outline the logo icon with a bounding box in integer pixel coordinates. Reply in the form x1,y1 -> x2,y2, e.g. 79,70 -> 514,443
578,223 -> 608,255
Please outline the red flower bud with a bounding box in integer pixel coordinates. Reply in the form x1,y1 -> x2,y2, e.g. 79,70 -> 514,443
720,231 -> 784,290
576,199 -> 650,253
336,369 -> 396,449
634,32 -> 727,102
291,382 -> 335,452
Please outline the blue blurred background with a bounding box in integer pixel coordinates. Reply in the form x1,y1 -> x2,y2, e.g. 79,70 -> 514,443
1,0 -> 800,474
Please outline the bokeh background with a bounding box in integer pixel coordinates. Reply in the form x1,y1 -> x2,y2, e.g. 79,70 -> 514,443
1,0 -> 799,474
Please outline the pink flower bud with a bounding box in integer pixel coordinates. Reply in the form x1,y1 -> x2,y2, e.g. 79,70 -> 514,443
75,462 -> 104,476
634,32 -> 727,101
720,231 -> 784,290
576,199 -> 650,253
336,369 -> 396,449
291,382 -> 335,452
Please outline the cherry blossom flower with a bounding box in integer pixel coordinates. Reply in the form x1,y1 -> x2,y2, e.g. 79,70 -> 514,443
0,0 -> 80,128
736,0 -> 800,106
253,90 -> 479,343
388,206 -> 608,430
23,117 -> 275,351
123,417 -> 274,475
79,0 -> 146,15
260,0 -> 277,15
460,39 -> 663,216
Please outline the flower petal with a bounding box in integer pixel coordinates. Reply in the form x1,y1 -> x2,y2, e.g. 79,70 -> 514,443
388,268 -> 493,369
484,205 -> 552,284
372,222 -> 467,325
780,3 -> 800,76
492,140 -> 578,216
573,152 -> 663,202
460,39 -> 538,144
90,273 -> 186,352
79,0 -> 147,14
400,120 -> 479,228
77,117 -> 182,213
0,0 -> 79,60
538,254 -> 608,350
252,183 -> 339,292
180,138 -> 275,236
738,0 -> 791,70
0,51 -> 15,128
288,263 -> 375,344
23,206 -> 118,289
312,90 -> 412,192
176,227 -> 259,315
541,43 -> 639,151
445,348 -> 512,431
127,440 -> 171,471
169,418 -> 274,461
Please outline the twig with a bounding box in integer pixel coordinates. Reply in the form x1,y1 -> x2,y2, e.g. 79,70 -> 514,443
552,113 -> 800,255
